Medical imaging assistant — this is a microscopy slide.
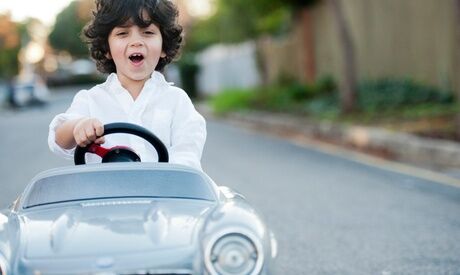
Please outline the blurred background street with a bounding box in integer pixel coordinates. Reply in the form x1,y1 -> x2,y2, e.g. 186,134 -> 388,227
1,0 -> 460,274
1,85 -> 460,274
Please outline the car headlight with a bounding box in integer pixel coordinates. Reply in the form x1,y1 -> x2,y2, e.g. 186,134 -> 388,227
205,229 -> 264,275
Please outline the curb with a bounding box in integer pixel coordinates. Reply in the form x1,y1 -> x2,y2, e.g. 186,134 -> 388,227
227,111 -> 460,170
198,105 -> 460,186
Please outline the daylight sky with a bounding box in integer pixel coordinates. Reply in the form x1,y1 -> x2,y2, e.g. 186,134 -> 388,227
0,0 -> 74,26
0,0 -> 214,27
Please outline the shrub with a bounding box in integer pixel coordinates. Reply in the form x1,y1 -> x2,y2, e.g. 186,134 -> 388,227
209,76 -> 338,114
46,74 -> 105,87
210,88 -> 256,115
302,77 -> 455,119
178,54 -> 200,99
304,94 -> 340,117
357,78 -> 453,112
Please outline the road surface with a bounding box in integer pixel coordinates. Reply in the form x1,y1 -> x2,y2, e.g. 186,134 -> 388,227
1,87 -> 460,274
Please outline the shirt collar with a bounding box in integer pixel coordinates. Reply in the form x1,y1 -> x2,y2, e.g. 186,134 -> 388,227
104,71 -> 170,95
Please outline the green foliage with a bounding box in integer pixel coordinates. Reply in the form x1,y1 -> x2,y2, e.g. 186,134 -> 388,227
48,1 -> 88,57
209,89 -> 256,115
292,0 -> 320,7
357,78 -> 454,112
184,0 -> 310,52
209,77 -> 455,123
257,78 -> 336,112
186,1 -> 269,49
46,74 -> 105,87
0,47 -> 20,78
255,8 -> 291,35
254,86 -> 293,111
244,0 -> 320,14
307,102 -> 460,124
304,94 -> 341,118
177,54 -> 200,98
184,18 -> 222,53
0,20 -> 22,78
397,103 -> 460,119
303,78 -> 455,120
209,76 -> 336,114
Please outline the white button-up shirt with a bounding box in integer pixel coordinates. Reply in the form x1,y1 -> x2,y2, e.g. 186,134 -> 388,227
48,72 -> 206,170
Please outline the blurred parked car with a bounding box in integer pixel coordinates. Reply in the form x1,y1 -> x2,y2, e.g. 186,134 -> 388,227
46,59 -> 103,87
0,81 -> 7,107
8,74 -> 49,108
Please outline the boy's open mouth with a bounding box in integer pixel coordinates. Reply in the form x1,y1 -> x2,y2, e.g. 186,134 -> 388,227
129,53 -> 144,64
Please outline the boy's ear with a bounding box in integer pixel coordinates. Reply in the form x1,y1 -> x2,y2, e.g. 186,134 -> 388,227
106,52 -> 112,59
160,51 -> 166,58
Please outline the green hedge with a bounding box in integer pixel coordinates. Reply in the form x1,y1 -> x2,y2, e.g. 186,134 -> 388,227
209,77 -> 455,119
357,78 -> 453,112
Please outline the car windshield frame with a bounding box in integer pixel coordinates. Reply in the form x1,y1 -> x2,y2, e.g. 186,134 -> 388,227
22,167 -> 216,209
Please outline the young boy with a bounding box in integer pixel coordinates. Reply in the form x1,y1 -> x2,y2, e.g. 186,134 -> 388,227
48,0 -> 206,171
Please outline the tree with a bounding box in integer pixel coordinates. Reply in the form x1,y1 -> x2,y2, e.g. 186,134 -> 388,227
184,0 -> 323,59
184,0 -> 309,52
328,0 -> 357,113
0,14 -> 21,78
48,0 -> 89,57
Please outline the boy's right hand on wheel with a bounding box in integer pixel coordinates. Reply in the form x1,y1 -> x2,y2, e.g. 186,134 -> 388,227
73,118 -> 105,147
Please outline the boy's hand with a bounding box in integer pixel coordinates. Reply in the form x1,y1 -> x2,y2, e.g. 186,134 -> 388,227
73,118 -> 105,147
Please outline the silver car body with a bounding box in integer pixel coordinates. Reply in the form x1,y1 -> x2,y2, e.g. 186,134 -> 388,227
0,163 -> 277,275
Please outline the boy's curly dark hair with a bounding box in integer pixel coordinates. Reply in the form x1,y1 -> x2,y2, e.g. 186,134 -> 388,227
83,0 -> 182,73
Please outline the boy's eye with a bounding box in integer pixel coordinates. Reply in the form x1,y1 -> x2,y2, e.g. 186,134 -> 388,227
116,31 -> 127,36
144,31 -> 155,35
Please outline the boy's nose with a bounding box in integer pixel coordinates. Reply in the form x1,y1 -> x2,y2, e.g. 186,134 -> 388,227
129,32 -> 145,47
129,39 -> 144,47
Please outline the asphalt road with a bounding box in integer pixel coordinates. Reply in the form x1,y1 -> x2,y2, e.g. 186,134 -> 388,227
1,87 -> 460,274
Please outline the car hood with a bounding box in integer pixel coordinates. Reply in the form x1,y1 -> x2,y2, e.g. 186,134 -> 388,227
19,199 -> 215,259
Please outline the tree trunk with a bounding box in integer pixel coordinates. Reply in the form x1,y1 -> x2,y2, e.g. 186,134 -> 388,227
328,0 -> 357,113
300,7 -> 316,83
453,0 -> 460,138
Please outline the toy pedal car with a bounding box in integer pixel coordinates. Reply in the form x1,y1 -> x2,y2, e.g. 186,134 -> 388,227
0,123 -> 277,275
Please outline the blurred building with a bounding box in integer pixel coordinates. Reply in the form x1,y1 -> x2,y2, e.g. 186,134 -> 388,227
196,41 -> 261,96
258,0 -> 457,93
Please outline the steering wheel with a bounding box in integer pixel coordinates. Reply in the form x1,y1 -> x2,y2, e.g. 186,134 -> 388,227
74,122 -> 169,165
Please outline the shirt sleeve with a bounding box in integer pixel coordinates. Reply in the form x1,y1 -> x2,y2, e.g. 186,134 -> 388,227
48,90 -> 90,159
169,90 -> 207,171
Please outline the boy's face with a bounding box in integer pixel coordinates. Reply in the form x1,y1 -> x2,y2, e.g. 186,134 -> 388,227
107,19 -> 165,87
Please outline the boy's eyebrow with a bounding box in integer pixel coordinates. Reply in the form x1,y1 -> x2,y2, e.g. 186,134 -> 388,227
114,23 -> 157,30
116,21 -> 135,28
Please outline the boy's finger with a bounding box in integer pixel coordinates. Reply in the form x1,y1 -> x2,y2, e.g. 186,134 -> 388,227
85,127 -> 97,141
76,135 -> 87,147
93,120 -> 104,137
95,137 -> 105,144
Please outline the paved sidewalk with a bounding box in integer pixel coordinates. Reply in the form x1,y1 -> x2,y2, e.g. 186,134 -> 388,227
198,104 -> 460,183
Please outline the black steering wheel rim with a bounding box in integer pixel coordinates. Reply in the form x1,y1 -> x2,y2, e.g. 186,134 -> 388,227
74,122 -> 169,165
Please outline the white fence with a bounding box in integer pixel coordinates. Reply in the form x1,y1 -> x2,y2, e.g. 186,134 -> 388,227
195,41 -> 261,96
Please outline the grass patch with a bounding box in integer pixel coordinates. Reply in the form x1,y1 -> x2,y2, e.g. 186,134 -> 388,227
209,88 -> 256,115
